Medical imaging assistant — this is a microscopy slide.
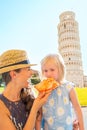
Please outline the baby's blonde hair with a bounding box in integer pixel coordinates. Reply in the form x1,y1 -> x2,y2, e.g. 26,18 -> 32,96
41,53 -> 66,83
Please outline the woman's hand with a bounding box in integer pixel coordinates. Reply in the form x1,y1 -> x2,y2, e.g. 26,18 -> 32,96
33,91 -> 50,111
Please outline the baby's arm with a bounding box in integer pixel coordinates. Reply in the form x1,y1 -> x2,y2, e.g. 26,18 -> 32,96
70,88 -> 84,130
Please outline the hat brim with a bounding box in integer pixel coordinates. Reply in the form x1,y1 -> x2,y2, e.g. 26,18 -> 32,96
0,64 -> 37,74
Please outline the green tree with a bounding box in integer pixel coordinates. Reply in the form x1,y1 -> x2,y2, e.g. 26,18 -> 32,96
0,75 -> 2,87
30,73 -> 41,85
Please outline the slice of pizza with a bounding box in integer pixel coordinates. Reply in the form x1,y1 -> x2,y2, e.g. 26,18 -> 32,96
34,78 -> 59,92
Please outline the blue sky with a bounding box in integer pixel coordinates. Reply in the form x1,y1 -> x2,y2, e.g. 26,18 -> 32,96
0,0 -> 87,75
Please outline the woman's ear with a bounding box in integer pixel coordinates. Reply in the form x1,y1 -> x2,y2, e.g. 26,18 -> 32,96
9,70 -> 17,79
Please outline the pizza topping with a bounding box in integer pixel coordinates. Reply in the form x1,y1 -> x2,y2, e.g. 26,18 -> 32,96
34,78 -> 59,92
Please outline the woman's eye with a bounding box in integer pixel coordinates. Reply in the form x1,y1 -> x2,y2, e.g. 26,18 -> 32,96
28,67 -> 31,71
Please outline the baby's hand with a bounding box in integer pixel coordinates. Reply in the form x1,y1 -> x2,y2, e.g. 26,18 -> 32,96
73,119 -> 79,130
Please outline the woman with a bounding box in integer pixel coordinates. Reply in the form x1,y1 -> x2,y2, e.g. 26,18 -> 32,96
0,49 -> 50,130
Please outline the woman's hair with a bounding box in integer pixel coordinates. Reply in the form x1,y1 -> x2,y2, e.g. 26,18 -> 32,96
20,88 -> 35,114
41,53 -> 66,83
2,69 -> 21,85
2,69 -> 34,115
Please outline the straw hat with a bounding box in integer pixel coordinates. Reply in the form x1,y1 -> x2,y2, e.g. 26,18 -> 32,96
0,49 -> 36,74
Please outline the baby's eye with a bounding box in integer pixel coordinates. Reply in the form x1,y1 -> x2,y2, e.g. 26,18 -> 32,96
50,69 -> 54,71
44,70 -> 48,72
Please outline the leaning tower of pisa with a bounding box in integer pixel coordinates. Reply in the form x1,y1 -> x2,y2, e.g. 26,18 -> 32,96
57,11 -> 84,87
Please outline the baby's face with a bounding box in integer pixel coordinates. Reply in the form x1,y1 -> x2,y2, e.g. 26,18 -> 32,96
42,61 -> 59,81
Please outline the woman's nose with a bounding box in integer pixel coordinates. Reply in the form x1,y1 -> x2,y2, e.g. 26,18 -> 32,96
30,69 -> 38,76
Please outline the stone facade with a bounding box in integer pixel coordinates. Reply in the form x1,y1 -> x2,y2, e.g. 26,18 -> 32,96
84,75 -> 87,87
57,11 -> 84,87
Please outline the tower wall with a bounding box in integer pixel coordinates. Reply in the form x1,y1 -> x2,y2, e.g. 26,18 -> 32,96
58,11 -> 84,87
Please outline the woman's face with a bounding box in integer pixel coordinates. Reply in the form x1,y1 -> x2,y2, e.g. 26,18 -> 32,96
15,67 -> 32,88
42,61 -> 59,81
